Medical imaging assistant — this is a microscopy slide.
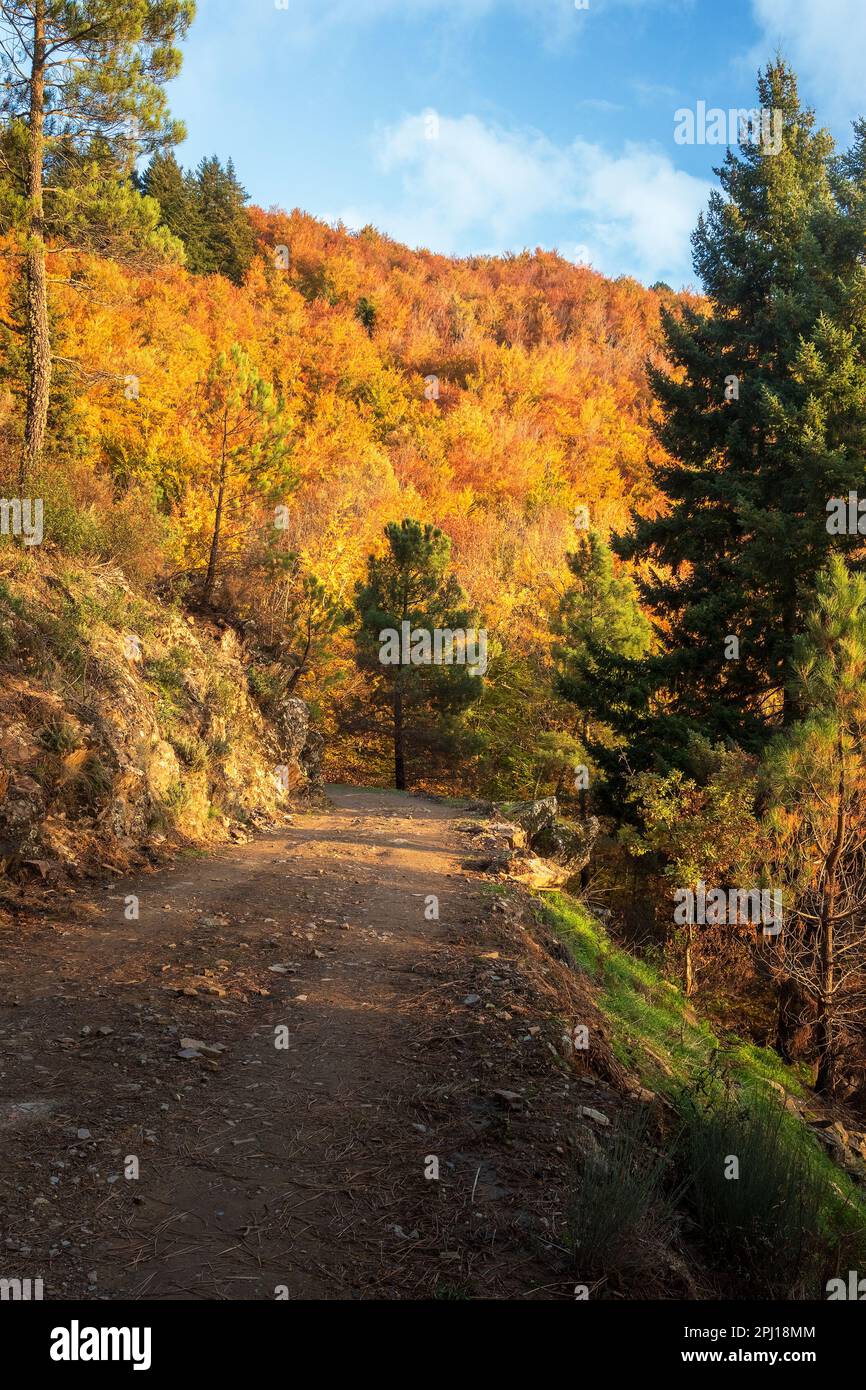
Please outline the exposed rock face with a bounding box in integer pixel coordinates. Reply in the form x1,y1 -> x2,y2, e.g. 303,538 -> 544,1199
760,1080 -> 866,1184
274,694 -> 310,767
0,769 -> 45,865
507,853 -> 573,890
462,795 -> 599,889
145,739 -> 182,802
811,1119 -> 866,1181
466,837 -> 515,876
273,694 -> 324,792
488,821 -> 527,849
532,818 -> 599,878
495,797 -> 558,843
300,728 -> 324,790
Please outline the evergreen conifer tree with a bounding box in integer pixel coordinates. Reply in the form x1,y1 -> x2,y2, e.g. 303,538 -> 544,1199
586,62 -> 866,785
354,520 -> 484,789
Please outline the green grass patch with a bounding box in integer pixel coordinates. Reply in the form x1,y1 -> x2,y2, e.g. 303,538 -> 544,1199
476,880 -> 509,899
542,889 -> 866,1293
542,891 -> 710,1087
541,892 -> 801,1096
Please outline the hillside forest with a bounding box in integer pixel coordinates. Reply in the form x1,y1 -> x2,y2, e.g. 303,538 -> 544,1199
2,0 -> 866,1312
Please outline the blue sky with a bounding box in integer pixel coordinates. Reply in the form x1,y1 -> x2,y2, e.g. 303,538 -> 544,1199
168,0 -> 866,289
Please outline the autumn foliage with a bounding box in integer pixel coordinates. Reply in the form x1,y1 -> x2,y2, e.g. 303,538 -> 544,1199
0,203 -> 681,785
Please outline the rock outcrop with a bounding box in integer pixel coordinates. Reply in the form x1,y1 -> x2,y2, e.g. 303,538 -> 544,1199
462,795 -> 599,889
496,796 -> 558,842
273,694 -> 325,792
0,767 -> 45,868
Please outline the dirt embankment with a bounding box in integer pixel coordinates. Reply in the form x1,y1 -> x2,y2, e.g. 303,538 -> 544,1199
0,553 -> 322,882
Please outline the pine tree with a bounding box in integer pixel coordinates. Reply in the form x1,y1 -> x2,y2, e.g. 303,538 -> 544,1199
557,529 -> 650,663
187,156 -> 256,284
610,61 -> 866,775
355,296 -> 377,337
556,527 -> 650,808
254,546 -> 346,692
0,0 -> 195,485
354,520 -> 484,789
140,151 -> 203,261
762,556 -> 866,1095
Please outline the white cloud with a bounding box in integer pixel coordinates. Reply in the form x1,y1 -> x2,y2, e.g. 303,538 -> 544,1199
269,0 -> 668,47
376,113 -> 574,246
576,98 -> 626,113
341,112 -> 711,286
750,0 -> 866,126
572,138 -> 710,283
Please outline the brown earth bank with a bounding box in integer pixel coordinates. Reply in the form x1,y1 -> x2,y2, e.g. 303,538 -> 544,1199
0,785 -> 644,1301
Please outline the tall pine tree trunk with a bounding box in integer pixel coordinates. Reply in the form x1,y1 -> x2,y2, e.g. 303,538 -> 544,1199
21,0 -> 50,490
684,921 -> 695,997
393,671 -> 406,790
816,748 -> 845,1096
203,408 -> 229,604
815,935 -> 835,1095
285,612 -> 313,693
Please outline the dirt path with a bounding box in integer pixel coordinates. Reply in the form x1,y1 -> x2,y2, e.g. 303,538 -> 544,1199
1,787 -> 598,1300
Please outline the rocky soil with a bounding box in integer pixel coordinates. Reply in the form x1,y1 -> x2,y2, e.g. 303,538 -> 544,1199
0,554 -> 322,883
0,787 -> 639,1301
